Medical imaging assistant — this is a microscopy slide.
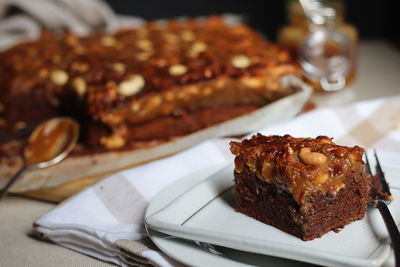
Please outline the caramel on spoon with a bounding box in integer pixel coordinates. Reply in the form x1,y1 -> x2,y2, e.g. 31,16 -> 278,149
0,117 -> 79,198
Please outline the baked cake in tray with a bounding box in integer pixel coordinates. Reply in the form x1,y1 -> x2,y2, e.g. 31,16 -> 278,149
0,16 -> 300,157
230,134 -> 371,241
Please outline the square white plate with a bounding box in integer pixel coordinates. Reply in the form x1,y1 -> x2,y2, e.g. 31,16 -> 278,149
145,159 -> 400,267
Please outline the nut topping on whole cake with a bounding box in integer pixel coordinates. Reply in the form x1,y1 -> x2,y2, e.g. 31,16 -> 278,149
0,16 -> 300,158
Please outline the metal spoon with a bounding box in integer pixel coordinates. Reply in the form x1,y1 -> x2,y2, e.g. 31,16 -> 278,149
0,117 -> 79,198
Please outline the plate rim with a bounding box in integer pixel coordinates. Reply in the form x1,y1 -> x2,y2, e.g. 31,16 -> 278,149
146,164 -> 396,267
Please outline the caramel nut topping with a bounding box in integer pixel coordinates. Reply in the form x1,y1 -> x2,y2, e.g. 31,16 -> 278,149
177,90 -> 190,101
143,95 -> 162,111
101,36 -> 116,47
181,30 -> 195,41
136,51 -> 153,61
231,55 -> 251,68
188,42 -> 207,57
187,86 -> 200,95
202,86 -> 213,96
240,77 -> 264,88
215,79 -> 226,88
71,62 -> 89,72
117,75 -> 145,96
100,134 -> 125,149
130,101 -> 141,112
101,114 -> 123,125
164,91 -> 175,101
318,137 -> 333,144
136,28 -> 148,38
52,55 -> 61,64
66,34 -> 79,46
160,103 -> 175,115
246,160 -> 257,172
164,33 -> 179,44
265,80 -> 280,91
113,63 -> 126,73
136,39 -> 152,51
299,147 -> 327,166
0,17 -> 301,138
38,68 -> 49,78
314,172 -> 329,185
204,69 -> 212,78
106,80 -> 118,89
261,161 -> 273,182
169,64 -> 188,76
348,153 -> 356,164
333,146 -> 348,158
50,70 -> 69,86
230,134 -> 365,205
74,46 -> 85,54
234,157 -> 245,173
72,77 -> 87,97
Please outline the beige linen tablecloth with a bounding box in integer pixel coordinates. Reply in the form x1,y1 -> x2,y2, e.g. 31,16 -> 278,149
1,41 -> 400,267
0,196 -> 114,267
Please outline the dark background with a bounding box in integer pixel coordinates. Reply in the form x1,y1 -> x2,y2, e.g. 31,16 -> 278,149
104,0 -> 398,47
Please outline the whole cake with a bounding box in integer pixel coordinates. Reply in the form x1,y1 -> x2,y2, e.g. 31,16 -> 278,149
230,134 -> 371,241
0,16 -> 299,157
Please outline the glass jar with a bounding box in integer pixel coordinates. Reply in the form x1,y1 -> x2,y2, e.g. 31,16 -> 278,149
277,0 -> 359,92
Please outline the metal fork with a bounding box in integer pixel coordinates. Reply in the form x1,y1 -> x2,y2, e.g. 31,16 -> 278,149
365,150 -> 400,266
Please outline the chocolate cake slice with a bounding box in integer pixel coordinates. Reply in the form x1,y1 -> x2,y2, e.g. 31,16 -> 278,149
230,134 -> 371,241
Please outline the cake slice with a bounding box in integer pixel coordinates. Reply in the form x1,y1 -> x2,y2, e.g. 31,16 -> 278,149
230,134 -> 371,241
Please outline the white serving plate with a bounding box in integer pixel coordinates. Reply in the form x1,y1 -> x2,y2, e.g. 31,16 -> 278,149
145,154 -> 399,267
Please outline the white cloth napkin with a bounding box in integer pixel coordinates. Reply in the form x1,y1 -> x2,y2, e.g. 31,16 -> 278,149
34,95 -> 400,266
0,0 -> 242,51
34,138 -> 234,267
0,0 -> 145,50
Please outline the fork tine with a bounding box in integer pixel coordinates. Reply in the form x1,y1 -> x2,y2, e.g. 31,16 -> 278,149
365,151 -> 372,175
373,150 -> 392,196
374,149 -> 384,180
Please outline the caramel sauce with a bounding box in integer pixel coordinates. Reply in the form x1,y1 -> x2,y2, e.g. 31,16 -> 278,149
108,74 -> 297,126
287,161 -> 349,204
279,168 -> 346,205
319,175 -> 346,195
24,119 -> 77,165
262,152 -> 351,204
231,135 -> 364,206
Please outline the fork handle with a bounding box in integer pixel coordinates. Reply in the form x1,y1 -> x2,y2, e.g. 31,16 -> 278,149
376,201 -> 400,266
